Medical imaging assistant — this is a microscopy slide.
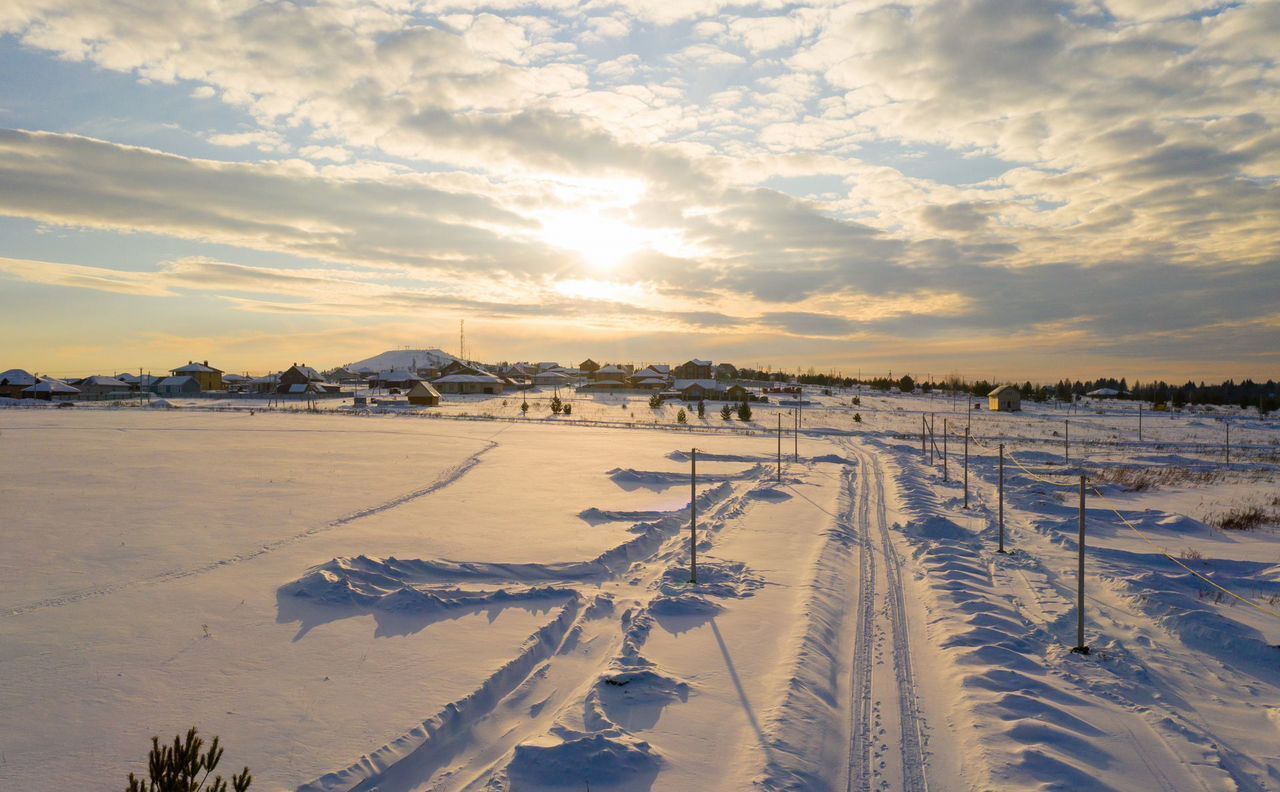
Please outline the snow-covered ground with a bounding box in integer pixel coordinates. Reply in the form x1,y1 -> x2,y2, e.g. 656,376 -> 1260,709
2,390 -> 1278,790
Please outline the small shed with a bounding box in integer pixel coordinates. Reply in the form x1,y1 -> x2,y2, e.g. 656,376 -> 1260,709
988,385 -> 1021,412
407,381 -> 441,406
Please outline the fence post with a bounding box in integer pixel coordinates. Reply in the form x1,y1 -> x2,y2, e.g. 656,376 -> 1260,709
943,418 -> 948,481
929,413 -> 935,466
1064,419 -> 1069,466
777,413 -> 782,482
794,408 -> 799,461
963,428 -> 969,508
1071,474 -> 1089,654
1225,421 -> 1230,465
998,443 -> 1005,554
690,448 -> 698,584
1138,403 -> 1143,443
922,414 -> 927,459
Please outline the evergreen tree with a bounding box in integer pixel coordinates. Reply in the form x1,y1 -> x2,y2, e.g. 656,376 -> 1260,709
720,404 -> 733,420
736,401 -> 752,421
520,399 -> 529,415
853,412 -> 862,423
562,403 -> 572,415
697,399 -> 706,418
550,394 -> 563,414
126,727 -> 251,792
676,408 -> 687,424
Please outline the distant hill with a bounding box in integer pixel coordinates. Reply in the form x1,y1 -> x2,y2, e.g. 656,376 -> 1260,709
347,348 -> 459,372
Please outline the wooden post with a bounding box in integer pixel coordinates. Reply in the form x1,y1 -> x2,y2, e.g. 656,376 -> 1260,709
1064,419 -> 1069,466
1225,421 -> 1230,465
794,408 -> 799,461
964,428 -> 969,508
777,412 -> 782,482
929,413 -> 934,466
690,448 -> 698,584
1071,474 -> 1089,654
943,418 -> 948,481
922,414 -> 927,459
1138,403 -> 1143,443
998,443 -> 1005,554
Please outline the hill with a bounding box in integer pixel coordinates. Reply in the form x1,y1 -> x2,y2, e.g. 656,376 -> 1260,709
347,348 -> 458,372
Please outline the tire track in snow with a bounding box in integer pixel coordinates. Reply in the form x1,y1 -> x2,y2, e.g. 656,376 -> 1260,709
868,445 -> 928,792
848,453 -> 877,792
3,440 -> 497,618
845,439 -> 927,792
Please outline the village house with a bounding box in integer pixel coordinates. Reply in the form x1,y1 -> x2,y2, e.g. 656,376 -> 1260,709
432,360 -> 504,394
988,384 -> 1021,412
22,378 -> 80,400
407,380 -> 441,406
75,375 -> 132,400
676,379 -> 726,401
0,368 -> 37,398
277,364 -> 340,394
715,362 -> 739,379
579,358 -> 600,375
156,376 -> 201,396
533,370 -> 576,387
675,359 -> 713,379
371,369 -> 424,391
170,361 -> 223,391
592,364 -> 628,383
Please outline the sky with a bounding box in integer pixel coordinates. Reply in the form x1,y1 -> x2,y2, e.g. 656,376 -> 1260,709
0,0 -> 1277,382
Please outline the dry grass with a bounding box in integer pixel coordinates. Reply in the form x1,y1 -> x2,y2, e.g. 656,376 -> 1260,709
1209,505 -> 1275,531
1091,466 -> 1222,492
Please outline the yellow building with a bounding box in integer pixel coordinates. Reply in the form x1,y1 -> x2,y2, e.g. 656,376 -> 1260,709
170,361 -> 224,391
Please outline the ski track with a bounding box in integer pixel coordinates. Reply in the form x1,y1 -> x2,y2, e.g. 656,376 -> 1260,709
2,439 -> 497,618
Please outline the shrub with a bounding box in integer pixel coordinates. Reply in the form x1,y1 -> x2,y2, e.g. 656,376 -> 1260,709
697,400 -> 705,418
649,393 -> 662,409
736,401 -> 752,421
676,408 -> 687,424
520,400 -> 529,415
851,396 -> 860,406
562,403 -> 572,415
853,412 -> 862,423
720,405 -> 732,420
550,394 -> 563,414
126,727 -> 251,792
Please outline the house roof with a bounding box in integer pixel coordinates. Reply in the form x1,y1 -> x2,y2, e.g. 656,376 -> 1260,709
287,365 -> 324,381
220,373 -> 249,383
408,381 -> 441,397
172,361 -> 222,374
79,375 -> 131,388
682,359 -> 712,368
0,369 -> 38,386
433,373 -> 502,384
23,378 -> 79,393
632,366 -> 669,379
378,369 -> 424,382
1087,387 -> 1123,397
158,376 -> 198,387
675,379 -> 722,391
988,385 -> 1019,396
596,364 -> 626,374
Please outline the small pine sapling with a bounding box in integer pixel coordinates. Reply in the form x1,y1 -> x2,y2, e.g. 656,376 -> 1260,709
853,412 -> 862,423
676,408 -> 687,424
126,727 -> 251,792
520,399 -> 529,415
562,403 -> 572,415
550,394 -> 563,414
697,400 -> 705,418
649,393 -> 662,409
720,404 -> 732,420
736,401 -> 752,421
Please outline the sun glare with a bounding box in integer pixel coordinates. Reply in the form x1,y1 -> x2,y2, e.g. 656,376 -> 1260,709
539,212 -> 649,271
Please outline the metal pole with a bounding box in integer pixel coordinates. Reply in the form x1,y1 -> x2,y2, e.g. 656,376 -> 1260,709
1138,403 -> 1143,443
777,412 -> 782,482
1225,421 -> 1230,465
794,409 -> 798,461
1072,474 -> 1089,654
929,414 -> 934,466
1064,419 -> 1069,466
964,428 -> 969,508
922,415 -> 927,458
690,448 -> 697,584
998,443 -> 1005,553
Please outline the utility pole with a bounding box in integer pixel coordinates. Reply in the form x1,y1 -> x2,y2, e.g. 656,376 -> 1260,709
690,448 -> 698,584
998,443 -> 1006,554
1071,475 -> 1089,655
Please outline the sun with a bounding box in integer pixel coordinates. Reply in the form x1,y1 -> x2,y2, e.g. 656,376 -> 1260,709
539,211 -> 648,271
